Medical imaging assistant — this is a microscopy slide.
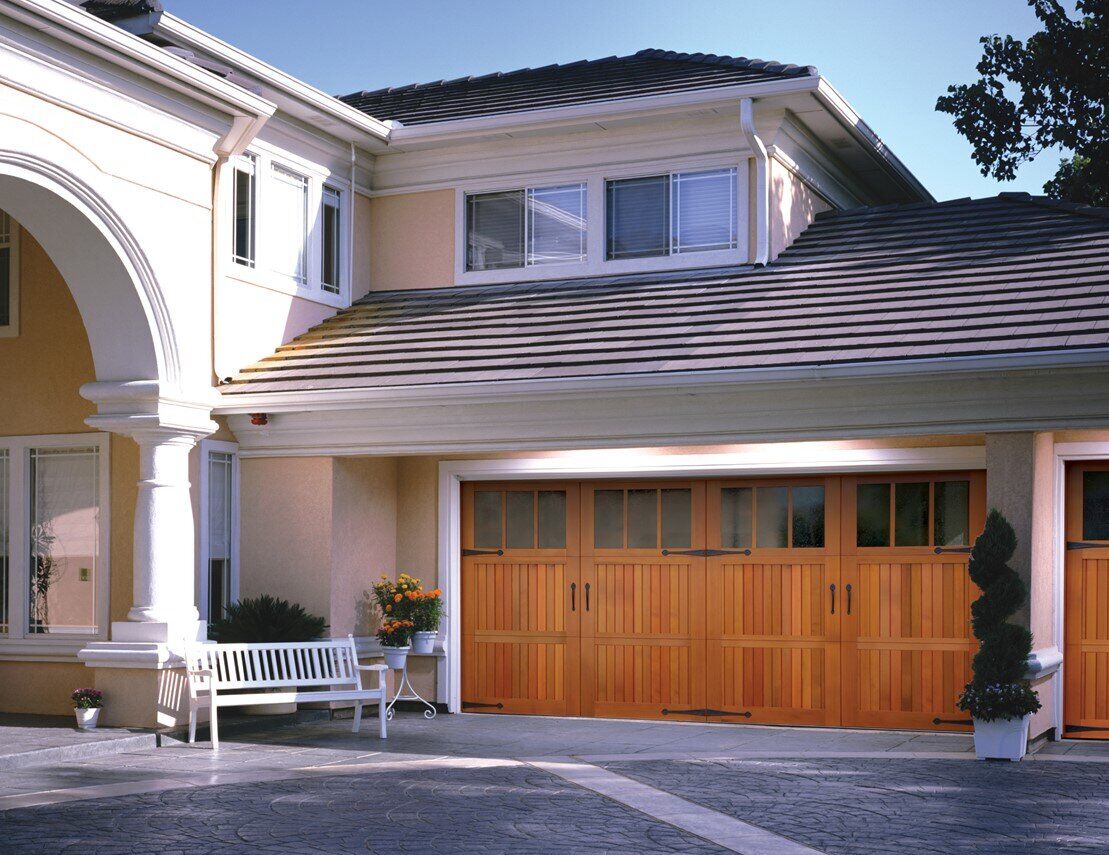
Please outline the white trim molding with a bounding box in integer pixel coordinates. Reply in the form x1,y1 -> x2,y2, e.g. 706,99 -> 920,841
436,444 -> 986,713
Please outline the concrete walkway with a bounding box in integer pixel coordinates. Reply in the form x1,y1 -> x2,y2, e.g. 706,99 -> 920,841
1,713 -> 1108,854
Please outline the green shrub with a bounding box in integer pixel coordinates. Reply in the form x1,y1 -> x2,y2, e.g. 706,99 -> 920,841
956,509 -> 1042,722
208,594 -> 327,643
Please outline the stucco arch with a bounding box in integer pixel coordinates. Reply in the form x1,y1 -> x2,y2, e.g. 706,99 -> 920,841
0,150 -> 180,386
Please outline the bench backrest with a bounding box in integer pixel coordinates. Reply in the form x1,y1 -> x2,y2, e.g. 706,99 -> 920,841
186,636 -> 361,691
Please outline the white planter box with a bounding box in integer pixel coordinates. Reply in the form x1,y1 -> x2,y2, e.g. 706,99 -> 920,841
383,646 -> 410,670
74,707 -> 101,730
411,632 -> 436,655
973,714 -> 1031,761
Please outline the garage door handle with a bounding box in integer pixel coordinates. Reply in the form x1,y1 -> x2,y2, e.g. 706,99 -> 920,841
570,582 -> 576,612
845,583 -> 852,615
829,583 -> 836,614
585,583 -> 591,611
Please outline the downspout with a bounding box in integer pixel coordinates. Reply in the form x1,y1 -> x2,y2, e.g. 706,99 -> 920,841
739,98 -> 770,267
349,141 -> 357,299
211,153 -> 227,385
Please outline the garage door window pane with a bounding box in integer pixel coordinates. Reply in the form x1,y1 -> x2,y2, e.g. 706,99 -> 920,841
756,487 -> 788,548
934,481 -> 970,546
627,489 -> 658,548
594,490 -> 624,549
661,489 -> 692,549
538,491 -> 567,549
895,482 -> 930,546
720,487 -> 753,549
473,490 -> 502,548
791,486 -> 825,548
506,491 -> 535,549
1083,471 -> 1109,541
857,483 -> 890,547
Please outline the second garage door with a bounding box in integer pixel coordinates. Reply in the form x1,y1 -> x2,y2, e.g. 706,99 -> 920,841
461,472 -> 984,731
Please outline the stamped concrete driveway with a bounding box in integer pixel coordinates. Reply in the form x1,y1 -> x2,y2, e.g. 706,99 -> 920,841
2,712 -> 1108,854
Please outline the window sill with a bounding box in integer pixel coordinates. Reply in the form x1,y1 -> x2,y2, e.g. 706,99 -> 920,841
0,636 -> 103,662
456,247 -> 749,287
226,264 -> 347,310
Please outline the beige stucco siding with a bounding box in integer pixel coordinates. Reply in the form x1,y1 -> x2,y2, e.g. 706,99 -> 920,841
368,190 -> 455,291
770,157 -> 832,260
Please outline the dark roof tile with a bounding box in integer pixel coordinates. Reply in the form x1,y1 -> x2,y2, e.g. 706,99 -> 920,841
222,195 -> 1109,396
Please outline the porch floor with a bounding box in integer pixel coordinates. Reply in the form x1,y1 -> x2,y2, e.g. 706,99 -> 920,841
2,712 -> 1109,854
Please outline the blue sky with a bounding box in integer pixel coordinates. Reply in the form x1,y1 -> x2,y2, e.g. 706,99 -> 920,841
168,0 -> 1062,202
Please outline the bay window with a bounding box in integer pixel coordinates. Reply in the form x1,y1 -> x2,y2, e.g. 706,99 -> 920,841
607,167 -> 737,260
466,183 -> 586,271
0,435 -> 109,648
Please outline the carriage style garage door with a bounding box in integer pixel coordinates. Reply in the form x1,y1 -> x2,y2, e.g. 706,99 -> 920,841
461,472 -> 985,732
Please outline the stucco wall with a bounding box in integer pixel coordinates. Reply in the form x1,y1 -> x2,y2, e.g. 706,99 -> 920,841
0,231 -> 138,712
368,190 -> 455,291
770,157 -> 832,260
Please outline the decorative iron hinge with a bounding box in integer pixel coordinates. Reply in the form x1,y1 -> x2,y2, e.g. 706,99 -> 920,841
462,549 -> 504,557
1067,541 -> 1106,551
661,707 -> 752,718
932,717 -> 973,726
462,701 -> 504,710
933,547 -> 973,554
662,549 -> 752,557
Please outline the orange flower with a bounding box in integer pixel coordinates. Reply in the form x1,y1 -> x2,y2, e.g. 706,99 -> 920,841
394,593 -> 402,603
385,604 -> 392,613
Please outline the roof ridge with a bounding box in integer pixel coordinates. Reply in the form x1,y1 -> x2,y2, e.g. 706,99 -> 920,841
999,191 -> 1109,222
813,192 -> 1109,225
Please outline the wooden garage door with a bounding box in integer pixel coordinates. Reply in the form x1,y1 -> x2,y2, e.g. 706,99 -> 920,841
840,474 -> 983,731
461,473 -> 983,731
1065,463 -> 1109,739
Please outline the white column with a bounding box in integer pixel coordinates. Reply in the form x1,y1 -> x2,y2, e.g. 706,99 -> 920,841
127,429 -> 201,626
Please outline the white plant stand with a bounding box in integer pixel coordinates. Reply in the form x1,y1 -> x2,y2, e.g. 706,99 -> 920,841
385,653 -> 437,720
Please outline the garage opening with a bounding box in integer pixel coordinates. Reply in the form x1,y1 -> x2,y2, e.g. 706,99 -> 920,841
461,473 -> 984,732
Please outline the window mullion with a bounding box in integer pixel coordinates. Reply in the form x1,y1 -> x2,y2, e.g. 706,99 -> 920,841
9,443 -> 28,639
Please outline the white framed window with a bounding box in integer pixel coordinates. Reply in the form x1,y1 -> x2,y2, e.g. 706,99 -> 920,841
0,434 -> 110,655
198,440 -> 239,624
231,154 -> 256,268
465,182 -> 587,272
268,163 -> 309,285
0,209 -> 20,338
455,160 -> 748,286
321,186 -> 342,295
606,167 -> 737,260
227,147 -> 349,307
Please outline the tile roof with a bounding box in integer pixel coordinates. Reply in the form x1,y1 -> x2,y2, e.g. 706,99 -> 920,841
338,49 -> 815,126
80,0 -> 162,21
221,194 -> 1109,397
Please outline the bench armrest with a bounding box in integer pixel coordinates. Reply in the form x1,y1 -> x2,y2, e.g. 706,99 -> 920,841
356,663 -> 388,672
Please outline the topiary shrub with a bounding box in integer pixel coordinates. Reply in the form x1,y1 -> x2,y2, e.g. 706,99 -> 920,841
956,509 -> 1041,722
208,594 -> 327,643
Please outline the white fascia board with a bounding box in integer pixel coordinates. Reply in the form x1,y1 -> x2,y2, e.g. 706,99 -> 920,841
212,348 -> 1109,416
156,13 -> 390,147
386,76 -> 822,146
3,0 -> 275,128
813,77 -> 933,203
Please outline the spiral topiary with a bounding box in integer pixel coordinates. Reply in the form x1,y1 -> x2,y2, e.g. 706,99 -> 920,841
956,509 -> 1041,722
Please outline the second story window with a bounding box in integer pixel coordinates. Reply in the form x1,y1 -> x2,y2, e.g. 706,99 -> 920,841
466,183 -> 586,272
321,186 -> 342,295
269,164 -> 308,285
231,155 -> 256,268
606,167 -> 737,260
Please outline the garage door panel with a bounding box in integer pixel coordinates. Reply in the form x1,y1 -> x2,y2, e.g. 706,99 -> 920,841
584,637 -> 703,720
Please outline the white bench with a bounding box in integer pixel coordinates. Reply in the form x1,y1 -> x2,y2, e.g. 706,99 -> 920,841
184,634 -> 388,749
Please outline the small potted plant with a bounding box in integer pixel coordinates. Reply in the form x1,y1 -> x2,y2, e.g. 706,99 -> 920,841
72,687 -> 103,730
411,587 -> 444,654
956,510 -> 1042,760
377,619 -> 415,669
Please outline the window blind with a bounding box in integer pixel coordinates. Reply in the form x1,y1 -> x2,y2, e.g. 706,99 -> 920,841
527,184 -> 586,265
467,190 -> 525,271
606,175 -> 669,260
269,164 -> 308,283
672,168 -> 736,253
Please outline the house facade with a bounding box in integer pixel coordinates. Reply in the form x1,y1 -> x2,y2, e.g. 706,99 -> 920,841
1,0 -> 1106,745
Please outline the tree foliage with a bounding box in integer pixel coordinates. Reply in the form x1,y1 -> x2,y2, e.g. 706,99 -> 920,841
936,0 -> 1108,205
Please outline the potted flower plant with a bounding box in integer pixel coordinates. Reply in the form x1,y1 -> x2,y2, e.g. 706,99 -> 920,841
72,687 -> 103,730
956,510 -> 1042,760
411,587 -> 444,654
377,619 -> 415,669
